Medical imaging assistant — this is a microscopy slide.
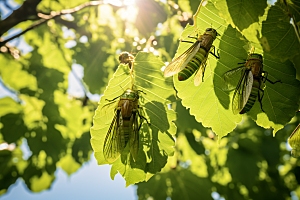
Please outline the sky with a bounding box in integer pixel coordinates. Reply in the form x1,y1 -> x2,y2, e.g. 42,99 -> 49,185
0,153 -> 137,200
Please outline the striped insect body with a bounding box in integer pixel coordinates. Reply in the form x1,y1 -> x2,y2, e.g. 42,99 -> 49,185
103,89 -> 149,163
288,124 -> 300,158
164,28 -> 220,86
223,53 -> 282,114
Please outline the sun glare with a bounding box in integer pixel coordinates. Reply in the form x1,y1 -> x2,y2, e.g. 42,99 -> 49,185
105,0 -> 135,6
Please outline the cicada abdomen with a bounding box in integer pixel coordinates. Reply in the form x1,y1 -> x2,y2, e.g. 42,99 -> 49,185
164,28 -> 220,86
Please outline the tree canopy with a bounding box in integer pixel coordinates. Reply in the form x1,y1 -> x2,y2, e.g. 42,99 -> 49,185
0,0 -> 300,199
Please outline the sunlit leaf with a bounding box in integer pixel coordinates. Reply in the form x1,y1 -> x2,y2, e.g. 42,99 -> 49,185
91,52 -> 176,185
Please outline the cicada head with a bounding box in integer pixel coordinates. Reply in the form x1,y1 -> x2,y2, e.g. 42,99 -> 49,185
247,53 -> 263,62
205,28 -> 219,38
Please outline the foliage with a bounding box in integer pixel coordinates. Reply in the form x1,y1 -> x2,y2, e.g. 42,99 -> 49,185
0,0 -> 300,199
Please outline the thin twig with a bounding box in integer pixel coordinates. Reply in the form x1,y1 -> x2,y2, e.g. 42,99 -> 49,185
0,1 -> 125,46
283,0 -> 300,47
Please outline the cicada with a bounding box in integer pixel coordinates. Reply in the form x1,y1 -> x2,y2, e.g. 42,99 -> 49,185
103,89 -> 149,163
164,28 -> 220,86
119,52 -> 135,69
222,53 -> 281,114
288,123 -> 300,158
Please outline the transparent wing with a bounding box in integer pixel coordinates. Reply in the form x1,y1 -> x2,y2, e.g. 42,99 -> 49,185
289,124 -> 300,158
244,71 -> 253,107
222,66 -> 246,91
194,56 -> 208,86
103,109 -> 126,163
232,70 -> 252,115
129,112 -> 139,162
164,41 -> 200,77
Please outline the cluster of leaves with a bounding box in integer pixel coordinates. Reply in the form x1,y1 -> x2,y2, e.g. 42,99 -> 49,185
0,0 -> 300,199
0,0 -> 181,194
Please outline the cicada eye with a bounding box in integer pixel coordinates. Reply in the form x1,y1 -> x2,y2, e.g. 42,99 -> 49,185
206,28 -> 212,31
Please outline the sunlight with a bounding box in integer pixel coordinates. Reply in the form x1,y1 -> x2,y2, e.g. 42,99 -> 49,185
105,0 -> 136,6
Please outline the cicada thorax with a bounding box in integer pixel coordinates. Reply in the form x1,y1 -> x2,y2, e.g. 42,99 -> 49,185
178,28 -> 218,81
118,89 -> 139,143
239,53 -> 263,114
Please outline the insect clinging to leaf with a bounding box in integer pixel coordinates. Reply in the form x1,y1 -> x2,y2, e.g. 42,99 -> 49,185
102,89 -> 149,163
222,51 -> 282,115
164,28 -> 220,86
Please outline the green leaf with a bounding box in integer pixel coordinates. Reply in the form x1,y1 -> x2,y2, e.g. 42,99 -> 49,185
174,1 -> 243,139
215,0 -> 267,31
261,5 -> 300,60
137,168 -> 213,200
0,113 -> 27,143
0,54 -> 37,91
91,52 -> 176,186
0,97 -> 22,117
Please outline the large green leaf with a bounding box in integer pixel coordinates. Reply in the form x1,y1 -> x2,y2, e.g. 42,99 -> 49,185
215,0 -> 267,31
174,1 -> 243,139
173,0 -> 300,139
90,52 -> 176,186
137,168 -> 213,200
261,4 -> 300,60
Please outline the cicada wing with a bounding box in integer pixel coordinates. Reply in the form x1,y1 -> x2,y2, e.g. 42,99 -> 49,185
232,69 -> 252,115
129,112 -> 140,162
289,124 -> 300,158
164,41 -> 200,77
194,56 -> 208,86
222,66 -> 246,91
103,109 -> 126,163
243,71 -> 253,106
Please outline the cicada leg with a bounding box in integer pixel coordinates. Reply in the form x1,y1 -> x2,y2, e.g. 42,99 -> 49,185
209,46 -> 220,59
136,106 -> 150,125
262,71 -> 282,84
180,35 -> 199,44
106,95 -> 122,102
137,90 -> 146,95
257,86 -> 265,113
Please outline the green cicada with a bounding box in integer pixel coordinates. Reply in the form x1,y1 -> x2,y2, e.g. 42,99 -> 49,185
164,28 -> 220,86
288,123 -> 300,158
223,53 -> 282,114
119,51 -> 135,69
103,89 -> 149,163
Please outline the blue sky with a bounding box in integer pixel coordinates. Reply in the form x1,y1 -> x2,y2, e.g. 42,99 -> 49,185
0,153 -> 137,200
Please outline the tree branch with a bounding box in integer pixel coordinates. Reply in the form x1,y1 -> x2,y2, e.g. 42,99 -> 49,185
0,0 -> 42,36
0,1 -> 125,47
